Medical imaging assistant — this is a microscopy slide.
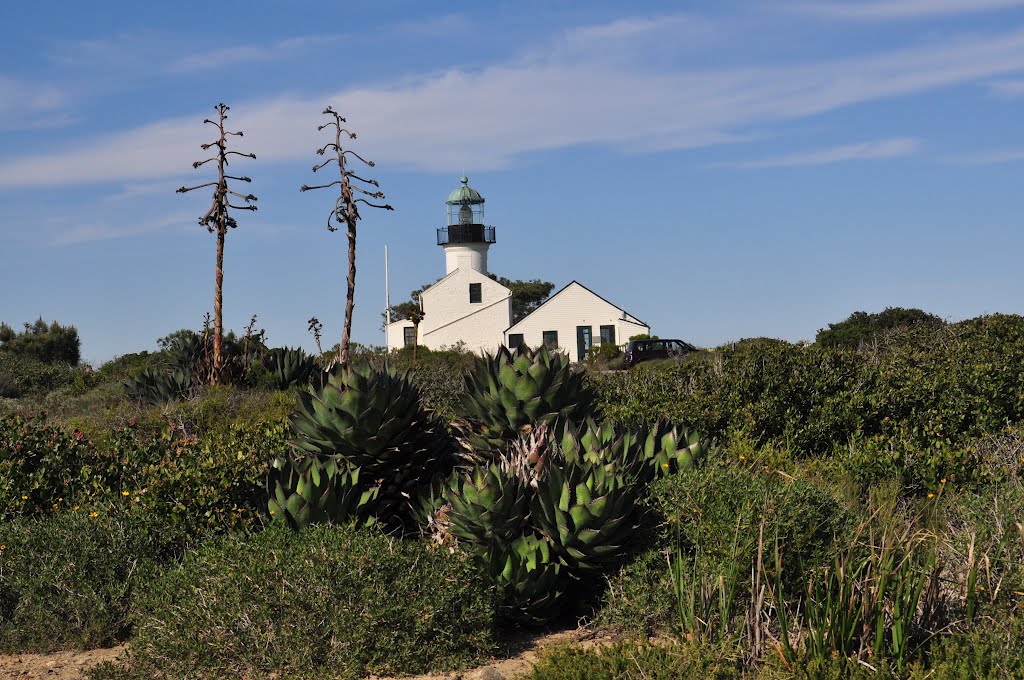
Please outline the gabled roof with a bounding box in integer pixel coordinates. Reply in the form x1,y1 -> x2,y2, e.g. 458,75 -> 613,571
505,280 -> 648,333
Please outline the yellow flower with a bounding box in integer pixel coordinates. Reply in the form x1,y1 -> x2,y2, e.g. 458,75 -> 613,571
74,506 -> 80,511
661,463 -> 670,469
21,495 -> 27,500
58,497 -> 63,501
89,512 -> 99,518
121,491 -> 130,496
928,493 -> 935,499
0,545 -> 5,550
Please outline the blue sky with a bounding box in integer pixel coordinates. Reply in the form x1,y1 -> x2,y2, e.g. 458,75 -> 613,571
1,0 -> 1023,364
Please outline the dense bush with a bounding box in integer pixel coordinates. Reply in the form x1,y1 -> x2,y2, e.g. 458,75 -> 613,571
591,315 -> 1024,492
0,317 -> 81,366
0,352 -> 87,398
815,307 -> 945,349
122,525 -> 496,679
0,513 -> 158,652
598,463 -> 854,634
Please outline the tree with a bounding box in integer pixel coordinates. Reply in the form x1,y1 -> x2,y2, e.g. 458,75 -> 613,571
815,307 -> 945,349
176,103 -> 258,384
490,276 -> 555,324
301,107 -> 393,370
0,318 -> 80,366
388,276 -> 555,325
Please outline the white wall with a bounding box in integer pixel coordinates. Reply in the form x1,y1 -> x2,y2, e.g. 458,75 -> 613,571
386,268 -> 511,356
443,243 -> 489,275
504,282 -> 649,361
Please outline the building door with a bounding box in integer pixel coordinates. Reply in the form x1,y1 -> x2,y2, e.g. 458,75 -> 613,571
576,326 -> 592,362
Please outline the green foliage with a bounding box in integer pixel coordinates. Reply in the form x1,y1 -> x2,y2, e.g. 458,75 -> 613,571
0,351 -> 84,398
591,315 -> 1024,494
124,525 -> 496,679
816,307 -> 945,349
0,411 -> 92,518
0,317 -> 81,366
0,512 -> 158,652
454,344 -> 596,457
275,361 -> 453,530
260,346 -> 316,389
528,641 -> 742,680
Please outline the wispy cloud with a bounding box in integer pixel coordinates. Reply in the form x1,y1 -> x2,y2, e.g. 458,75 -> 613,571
792,0 -> 1024,20
713,138 -> 920,169
0,76 -> 69,130
168,35 -> 342,74
942,148 -> 1024,165
35,211 -> 194,247
3,21 -> 1024,186
988,78 -> 1024,97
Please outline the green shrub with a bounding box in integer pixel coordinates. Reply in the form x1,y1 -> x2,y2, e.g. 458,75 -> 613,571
0,411 -> 92,518
597,547 -> 677,635
816,307 -> 945,350
124,525 -> 496,679
0,352 -> 84,398
0,318 -> 81,366
0,513 -> 158,652
528,641 -> 742,680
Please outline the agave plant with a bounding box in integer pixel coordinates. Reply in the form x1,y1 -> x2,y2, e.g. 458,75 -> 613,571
642,422 -> 715,477
454,344 -> 595,462
266,454 -> 378,529
443,422 -> 642,622
263,346 -> 316,389
124,367 -> 194,404
286,361 -> 453,526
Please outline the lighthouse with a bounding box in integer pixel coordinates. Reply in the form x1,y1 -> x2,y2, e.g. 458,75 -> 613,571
436,176 -> 496,275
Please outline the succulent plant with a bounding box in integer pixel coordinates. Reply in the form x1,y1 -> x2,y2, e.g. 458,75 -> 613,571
262,346 -> 316,389
642,422 -> 715,477
445,463 -> 530,546
266,454 -> 378,529
489,535 -> 566,624
124,367 -> 194,404
454,345 -> 595,461
287,361 -> 453,526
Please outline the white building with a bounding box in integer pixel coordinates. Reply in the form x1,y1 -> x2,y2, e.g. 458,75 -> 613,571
386,177 -> 650,360
505,281 -> 649,362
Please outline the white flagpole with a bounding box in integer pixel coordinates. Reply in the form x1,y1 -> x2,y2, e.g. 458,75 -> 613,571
384,245 -> 391,348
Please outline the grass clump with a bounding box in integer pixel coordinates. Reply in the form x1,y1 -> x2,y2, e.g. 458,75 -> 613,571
122,524 -> 497,679
528,641 -> 742,680
0,512 -> 156,652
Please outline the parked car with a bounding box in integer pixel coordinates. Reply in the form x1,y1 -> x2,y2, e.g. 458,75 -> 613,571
623,338 -> 697,368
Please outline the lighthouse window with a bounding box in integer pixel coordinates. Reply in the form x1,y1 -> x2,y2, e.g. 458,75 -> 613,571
469,283 -> 482,303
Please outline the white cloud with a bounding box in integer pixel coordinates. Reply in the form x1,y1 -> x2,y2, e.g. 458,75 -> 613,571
713,138 -> 920,169
3,21 -> 1024,186
0,76 -> 68,130
793,0 -> 1024,20
38,211 -> 194,247
167,35 -> 342,74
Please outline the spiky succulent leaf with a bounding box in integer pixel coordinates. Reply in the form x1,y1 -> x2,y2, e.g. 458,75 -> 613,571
124,367 -> 194,404
444,464 -> 530,545
489,535 -> 566,624
263,346 -> 316,389
640,422 -> 716,477
454,345 -> 595,461
266,454 -> 378,529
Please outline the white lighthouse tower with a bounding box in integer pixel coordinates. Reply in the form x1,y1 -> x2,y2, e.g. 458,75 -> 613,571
437,176 -> 495,275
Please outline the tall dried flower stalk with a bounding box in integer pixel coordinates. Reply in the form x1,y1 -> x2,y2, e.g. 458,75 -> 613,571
301,106 -> 393,370
177,103 -> 257,384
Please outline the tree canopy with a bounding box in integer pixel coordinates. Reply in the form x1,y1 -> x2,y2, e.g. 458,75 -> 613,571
0,318 -> 81,366
815,307 -> 945,349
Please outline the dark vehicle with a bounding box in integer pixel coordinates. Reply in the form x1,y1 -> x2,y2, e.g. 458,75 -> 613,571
623,338 -> 696,368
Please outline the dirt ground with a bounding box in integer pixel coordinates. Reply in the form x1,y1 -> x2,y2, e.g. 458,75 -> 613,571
0,645 -> 126,680
0,628 -> 610,680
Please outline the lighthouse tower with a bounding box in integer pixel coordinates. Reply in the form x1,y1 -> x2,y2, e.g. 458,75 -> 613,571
437,176 -> 496,275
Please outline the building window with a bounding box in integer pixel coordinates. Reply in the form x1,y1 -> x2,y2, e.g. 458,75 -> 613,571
403,326 -> 416,347
469,283 -> 482,303
542,330 -> 558,349
508,333 -> 524,349
600,325 -> 616,346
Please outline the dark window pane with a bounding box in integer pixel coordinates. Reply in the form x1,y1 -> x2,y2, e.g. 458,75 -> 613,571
600,325 -> 615,346
469,283 -> 482,303
403,326 -> 416,347
508,333 -> 524,349
542,330 -> 558,349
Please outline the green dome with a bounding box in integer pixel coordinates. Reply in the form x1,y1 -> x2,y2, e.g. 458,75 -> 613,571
445,176 -> 485,205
